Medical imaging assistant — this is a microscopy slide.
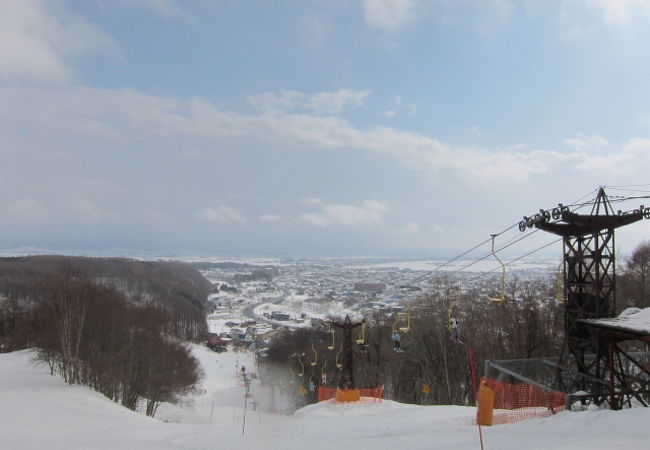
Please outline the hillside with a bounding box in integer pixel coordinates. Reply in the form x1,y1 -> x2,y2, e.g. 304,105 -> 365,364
2,346 -> 650,450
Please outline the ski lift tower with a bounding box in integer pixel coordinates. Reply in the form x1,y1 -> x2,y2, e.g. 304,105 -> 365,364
520,187 -> 646,398
330,315 -> 364,400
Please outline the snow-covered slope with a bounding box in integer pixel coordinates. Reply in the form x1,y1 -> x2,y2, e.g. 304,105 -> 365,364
2,347 -> 650,450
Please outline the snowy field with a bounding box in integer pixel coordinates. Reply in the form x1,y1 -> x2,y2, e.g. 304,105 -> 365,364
2,346 -> 650,450
0,249 -> 557,272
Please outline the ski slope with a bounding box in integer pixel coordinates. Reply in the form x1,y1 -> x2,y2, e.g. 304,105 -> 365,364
1,347 -> 650,450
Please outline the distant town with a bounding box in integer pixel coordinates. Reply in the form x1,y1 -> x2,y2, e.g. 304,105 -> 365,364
199,257 -> 558,351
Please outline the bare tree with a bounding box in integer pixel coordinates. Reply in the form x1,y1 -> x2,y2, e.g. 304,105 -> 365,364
620,241 -> 650,309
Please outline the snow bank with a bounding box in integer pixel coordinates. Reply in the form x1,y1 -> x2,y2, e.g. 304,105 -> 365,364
295,398 -> 421,417
3,348 -> 650,450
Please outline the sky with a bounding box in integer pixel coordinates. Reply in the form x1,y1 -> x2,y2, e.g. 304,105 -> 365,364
1,0 -> 650,258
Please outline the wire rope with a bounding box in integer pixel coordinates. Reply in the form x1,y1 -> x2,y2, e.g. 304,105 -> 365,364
605,183 -> 650,189
435,192 -> 594,279
410,187 -> 648,314
607,188 -> 650,194
408,188 -> 646,288
466,237 -> 563,284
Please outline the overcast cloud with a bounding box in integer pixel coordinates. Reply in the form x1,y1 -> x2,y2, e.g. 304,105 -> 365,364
1,0 -> 649,257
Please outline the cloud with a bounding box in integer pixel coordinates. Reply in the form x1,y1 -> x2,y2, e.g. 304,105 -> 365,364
249,89 -> 371,115
129,0 -> 193,20
5,197 -> 122,224
197,206 -> 246,223
0,0 -> 115,82
300,14 -> 330,47
6,198 -> 48,221
470,126 -> 485,141
559,133 -> 650,176
557,0 -> 650,39
564,132 -> 609,151
301,213 -> 333,228
458,148 -> 548,183
301,198 -> 323,205
65,198 -> 122,222
2,86 -> 648,187
361,0 -> 419,32
384,96 -> 417,118
259,214 -> 284,223
477,0 -> 515,30
360,0 -> 514,35
569,0 -> 650,25
403,222 -> 420,233
301,200 -> 389,228
309,90 -> 371,115
574,137 -> 650,175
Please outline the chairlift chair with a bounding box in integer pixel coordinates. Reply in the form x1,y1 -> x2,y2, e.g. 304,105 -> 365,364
298,353 -> 305,377
310,343 -> 318,366
356,321 -> 366,344
327,324 -> 335,351
487,234 -> 506,303
399,304 -> 411,333
391,315 -> 400,334
447,298 -> 460,333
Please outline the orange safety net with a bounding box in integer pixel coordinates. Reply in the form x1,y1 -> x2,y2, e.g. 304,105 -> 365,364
317,385 -> 384,402
479,377 -> 565,425
336,389 -> 360,402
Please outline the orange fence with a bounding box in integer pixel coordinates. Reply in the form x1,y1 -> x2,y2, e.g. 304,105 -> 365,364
317,385 -> 384,402
479,377 -> 565,425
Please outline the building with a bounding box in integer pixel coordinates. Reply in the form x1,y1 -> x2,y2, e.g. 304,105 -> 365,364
354,282 -> 386,293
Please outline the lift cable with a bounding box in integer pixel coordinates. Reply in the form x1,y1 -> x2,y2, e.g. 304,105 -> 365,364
466,237 -> 563,284
605,183 -> 650,189
410,190 -> 598,285
607,189 -> 650,195
451,228 -> 543,275
456,193 -> 606,276
453,190 -> 647,283
407,236 -> 497,284
407,189 -> 646,289
609,194 -> 650,203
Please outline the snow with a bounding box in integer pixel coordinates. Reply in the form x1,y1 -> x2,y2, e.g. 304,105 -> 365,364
346,258 -> 556,272
2,347 -> 650,449
206,312 -> 242,335
586,307 -> 650,334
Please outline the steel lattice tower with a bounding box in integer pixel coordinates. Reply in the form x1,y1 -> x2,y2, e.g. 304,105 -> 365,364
528,188 -> 644,388
331,315 -> 363,390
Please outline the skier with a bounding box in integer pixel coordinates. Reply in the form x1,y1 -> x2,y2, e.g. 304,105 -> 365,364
392,331 -> 402,352
449,317 -> 461,343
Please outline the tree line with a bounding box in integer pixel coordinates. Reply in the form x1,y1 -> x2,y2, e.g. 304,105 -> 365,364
262,275 -> 564,407
0,256 -> 211,417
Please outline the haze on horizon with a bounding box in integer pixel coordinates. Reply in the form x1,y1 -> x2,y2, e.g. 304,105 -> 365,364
1,0 -> 649,259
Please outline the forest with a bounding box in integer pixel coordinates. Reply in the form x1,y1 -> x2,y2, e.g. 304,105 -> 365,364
0,256 -> 211,417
